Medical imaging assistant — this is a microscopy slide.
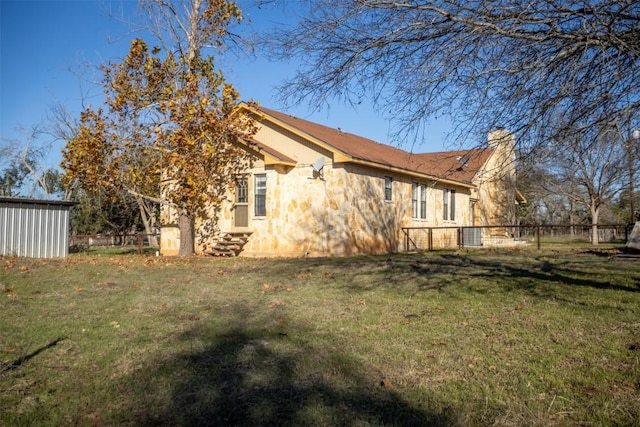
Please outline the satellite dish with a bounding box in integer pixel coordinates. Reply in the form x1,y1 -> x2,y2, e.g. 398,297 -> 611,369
311,157 -> 325,179
312,157 -> 325,172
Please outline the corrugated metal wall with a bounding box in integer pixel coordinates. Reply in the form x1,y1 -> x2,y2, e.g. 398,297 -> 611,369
0,199 -> 72,258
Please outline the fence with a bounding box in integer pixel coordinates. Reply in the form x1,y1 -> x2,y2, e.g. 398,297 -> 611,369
401,224 -> 632,252
69,233 -> 160,255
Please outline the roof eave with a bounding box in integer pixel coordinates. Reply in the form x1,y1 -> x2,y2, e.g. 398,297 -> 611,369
345,158 -> 476,189
238,103 -> 355,164
237,102 -> 476,188
236,137 -> 297,168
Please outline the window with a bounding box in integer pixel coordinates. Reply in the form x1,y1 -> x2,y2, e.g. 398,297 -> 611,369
450,189 -> 456,220
420,184 -> 427,219
254,174 -> 266,216
443,189 -> 456,221
384,176 -> 393,201
411,184 -> 418,217
236,177 -> 248,203
412,183 -> 427,219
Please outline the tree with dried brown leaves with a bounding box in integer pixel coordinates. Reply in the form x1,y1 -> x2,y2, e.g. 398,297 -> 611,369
62,0 -> 257,256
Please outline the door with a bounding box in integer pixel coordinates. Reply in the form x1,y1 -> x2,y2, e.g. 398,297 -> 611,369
234,177 -> 248,227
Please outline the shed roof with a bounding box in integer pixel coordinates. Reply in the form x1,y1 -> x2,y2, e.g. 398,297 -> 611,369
0,197 -> 75,207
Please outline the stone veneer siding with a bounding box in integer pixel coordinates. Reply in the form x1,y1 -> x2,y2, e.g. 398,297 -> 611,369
206,162 -> 407,256
196,159 -> 474,257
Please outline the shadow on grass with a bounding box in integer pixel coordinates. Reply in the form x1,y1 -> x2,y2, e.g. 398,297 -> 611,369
0,337 -> 65,374
437,254 -> 640,294
287,251 -> 639,298
114,308 -> 452,426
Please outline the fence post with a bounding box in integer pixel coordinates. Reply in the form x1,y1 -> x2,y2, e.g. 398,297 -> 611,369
404,230 -> 408,252
137,234 -> 143,255
428,228 -> 433,251
536,226 -> 541,250
458,227 -> 463,249
625,224 -> 629,244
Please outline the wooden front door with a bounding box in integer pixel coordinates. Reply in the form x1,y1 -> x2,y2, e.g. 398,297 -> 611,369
234,177 -> 248,227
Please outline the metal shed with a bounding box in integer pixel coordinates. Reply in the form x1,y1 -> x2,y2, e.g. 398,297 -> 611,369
0,198 -> 74,258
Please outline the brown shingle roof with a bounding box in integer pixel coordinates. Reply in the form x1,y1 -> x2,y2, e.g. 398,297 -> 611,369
408,150 -> 493,183
254,106 -> 493,185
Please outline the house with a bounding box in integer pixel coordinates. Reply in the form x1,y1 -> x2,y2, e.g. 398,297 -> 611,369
160,103 -> 524,257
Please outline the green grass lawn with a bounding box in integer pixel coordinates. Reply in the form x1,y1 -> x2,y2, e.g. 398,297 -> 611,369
1,247 -> 639,426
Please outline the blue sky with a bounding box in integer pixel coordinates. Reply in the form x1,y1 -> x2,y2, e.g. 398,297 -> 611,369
1,0 -> 453,175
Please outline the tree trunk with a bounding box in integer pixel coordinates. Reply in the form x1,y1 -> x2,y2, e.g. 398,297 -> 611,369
178,207 -> 195,256
591,204 -> 600,245
136,196 -> 158,246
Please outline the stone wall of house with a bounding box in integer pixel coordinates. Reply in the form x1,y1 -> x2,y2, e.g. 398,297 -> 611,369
401,181 -> 474,250
243,164 -> 329,256
160,225 -> 180,256
211,162 -> 410,257
195,158 -> 476,257
159,130 -> 519,257
475,130 -> 517,238
325,163 -> 409,256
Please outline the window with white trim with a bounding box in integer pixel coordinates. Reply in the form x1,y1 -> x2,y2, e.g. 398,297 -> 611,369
420,184 -> 427,219
443,188 -> 456,221
384,176 -> 393,201
412,183 -> 427,219
411,184 -> 418,217
254,174 -> 266,216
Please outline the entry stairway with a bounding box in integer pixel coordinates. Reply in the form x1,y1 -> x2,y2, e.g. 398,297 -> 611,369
208,232 -> 252,257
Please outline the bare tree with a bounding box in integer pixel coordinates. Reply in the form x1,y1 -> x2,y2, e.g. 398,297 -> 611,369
259,0 -> 640,149
541,126 -> 630,244
0,125 -> 63,200
517,167 -> 566,225
0,152 -> 30,197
